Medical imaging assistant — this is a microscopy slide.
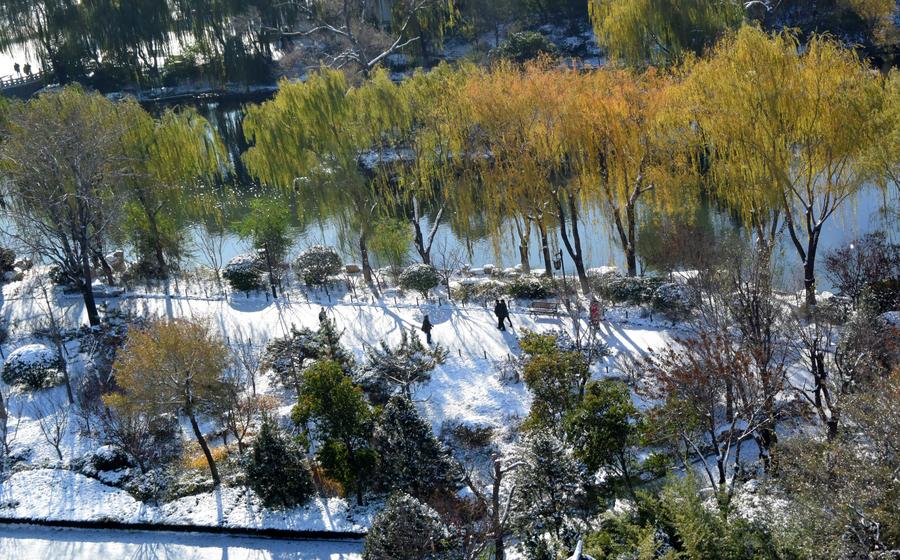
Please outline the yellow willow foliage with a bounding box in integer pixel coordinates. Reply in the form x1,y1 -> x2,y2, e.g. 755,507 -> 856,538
243,67 -> 434,234
589,0 -> 743,67
456,60 -> 569,238
562,66 -> 692,218
677,26 -> 889,232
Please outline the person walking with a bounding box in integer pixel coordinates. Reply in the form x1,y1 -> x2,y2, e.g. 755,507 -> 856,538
500,299 -> 512,328
493,299 -> 506,331
318,307 -> 327,324
421,314 -> 434,344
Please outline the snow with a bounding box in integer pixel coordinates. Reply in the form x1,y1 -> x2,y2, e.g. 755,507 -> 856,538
3,344 -> 56,368
0,525 -> 363,559
0,268 -> 679,534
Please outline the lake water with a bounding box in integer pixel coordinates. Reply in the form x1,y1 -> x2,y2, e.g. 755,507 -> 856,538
0,525 -> 363,559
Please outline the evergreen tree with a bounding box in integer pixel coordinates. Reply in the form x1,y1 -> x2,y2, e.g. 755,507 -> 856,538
360,328 -> 448,401
315,317 -> 356,374
372,396 -> 457,498
246,419 -> 315,509
262,325 -> 319,393
564,379 -> 639,498
292,360 -> 375,505
510,431 -> 589,559
363,492 -> 450,560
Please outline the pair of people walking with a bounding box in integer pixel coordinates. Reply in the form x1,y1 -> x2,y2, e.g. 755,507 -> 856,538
494,299 -> 512,331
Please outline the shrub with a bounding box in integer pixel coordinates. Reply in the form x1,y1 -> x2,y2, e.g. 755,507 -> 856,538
592,272 -> 664,305
508,275 -> 554,300
223,254 -> 262,292
295,245 -> 343,288
91,445 -> 133,472
1,344 -> 63,389
48,265 -> 73,286
650,282 -> 698,319
399,264 -> 441,297
0,247 -> 15,273
363,492 -> 450,560
246,420 -> 315,509
492,31 -> 557,63
450,280 -> 506,304
862,277 -> 899,314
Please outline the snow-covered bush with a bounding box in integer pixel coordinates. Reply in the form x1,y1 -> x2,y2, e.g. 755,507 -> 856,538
1,344 -> 63,389
223,254 -> 262,292
508,275 -> 554,300
399,263 -> 441,297
451,279 -> 507,304
592,272 -> 664,305
246,420 -> 315,509
295,245 -> 342,288
363,492 -> 450,560
90,445 -> 133,472
0,247 -> 14,273
651,282 -> 698,319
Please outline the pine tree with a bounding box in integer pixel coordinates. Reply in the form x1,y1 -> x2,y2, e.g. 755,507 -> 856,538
262,325 -> 319,393
360,328 -> 448,401
315,317 -> 356,374
363,492 -> 450,560
372,396 -> 457,498
510,431 -> 589,559
246,419 -> 315,509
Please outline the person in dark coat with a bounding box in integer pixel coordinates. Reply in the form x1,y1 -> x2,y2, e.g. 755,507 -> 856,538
318,307 -> 327,324
500,299 -> 512,328
421,315 -> 434,344
494,299 -> 506,331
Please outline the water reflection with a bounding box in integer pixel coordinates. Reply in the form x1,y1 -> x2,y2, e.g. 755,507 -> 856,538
0,526 -> 362,560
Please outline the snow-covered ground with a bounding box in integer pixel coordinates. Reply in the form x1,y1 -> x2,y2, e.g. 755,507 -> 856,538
0,525 -> 363,559
0,271 -> 679,533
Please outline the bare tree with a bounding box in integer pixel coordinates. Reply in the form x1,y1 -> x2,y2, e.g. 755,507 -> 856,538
35,395 -> 70,462
268,0 -> 452,75
0,395 -> 24,469
193,222 -> 228,291
432,236 -> 466,299
37,280 -> 74,404
460,453 -> 522,560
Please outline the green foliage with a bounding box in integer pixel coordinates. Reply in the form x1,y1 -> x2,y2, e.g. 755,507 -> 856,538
519,331 -> 559,356
294,245 -> 343,288
491,31 -> 557,63
246,420 -> 315,509
507,275 -> 555,300
363,492 -> 450,560
360,328 -> 448,402
292,360 -> 374,504
589,0 -> 743,66
121,201 -> 187,278
369,219 -> 412,270
591,272 -> 664,305
223,254 -> 263,292
238,198 -> 293,266
0,247 -> 15,273
564,379 -> 638,489
399,264 -> 442,297
523,349 -> 589,428
1,345 -> 63,390
372,396 -> 457,498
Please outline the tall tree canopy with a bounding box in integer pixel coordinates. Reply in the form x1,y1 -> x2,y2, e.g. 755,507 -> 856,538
677,27 -> 891,305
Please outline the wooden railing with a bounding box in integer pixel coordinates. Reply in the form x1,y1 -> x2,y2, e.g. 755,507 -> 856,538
0,70 -> 48,90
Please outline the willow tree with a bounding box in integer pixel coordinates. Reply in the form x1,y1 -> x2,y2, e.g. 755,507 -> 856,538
681,28 -> 890,306
588,0 -> 743,67
119,104 -> 226,278
563,67 -> 684,278
385,63 -> 475,265
0,86 -> 133,326
244,69 -> 406,283
459,61 -> 568,278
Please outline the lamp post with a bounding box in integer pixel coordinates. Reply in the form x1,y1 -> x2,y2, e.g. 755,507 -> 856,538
554,249 -> 570,310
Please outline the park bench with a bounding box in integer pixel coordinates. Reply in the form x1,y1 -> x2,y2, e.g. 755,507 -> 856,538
529,300 -> 559,317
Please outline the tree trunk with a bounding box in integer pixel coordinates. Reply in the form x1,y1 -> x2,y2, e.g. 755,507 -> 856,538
803,229 -> 821,307
624,198 -> 638,277
359,233 -> 373,284
557,191 -> 590,294
147,210 -> 168,278
537,219 -> 553,277
491,459 -> 505,560
79,231 -> 101,327
514,216 -> 531,274
265,243 -> 278,299
188,408 -> 220,485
